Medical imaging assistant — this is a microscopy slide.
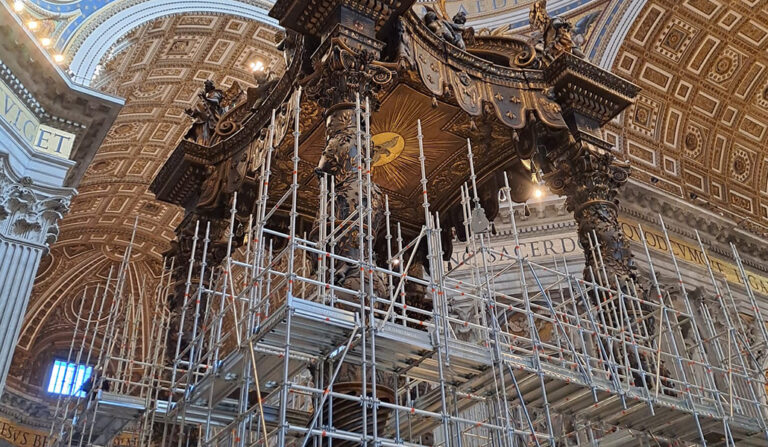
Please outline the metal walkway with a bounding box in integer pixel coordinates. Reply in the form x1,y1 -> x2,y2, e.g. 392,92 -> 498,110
167,296 -> 766,445
61,391 -> 145,447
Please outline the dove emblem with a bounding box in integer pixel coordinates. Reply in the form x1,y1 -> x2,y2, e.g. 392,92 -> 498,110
371,132 -> 405,166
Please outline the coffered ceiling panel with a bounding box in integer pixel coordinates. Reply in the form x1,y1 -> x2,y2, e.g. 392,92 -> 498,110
9,13 -> 283,391
606,0 -> 768,236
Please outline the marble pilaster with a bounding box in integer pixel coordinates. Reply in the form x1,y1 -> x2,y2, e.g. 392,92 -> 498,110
0,160 -> 72,395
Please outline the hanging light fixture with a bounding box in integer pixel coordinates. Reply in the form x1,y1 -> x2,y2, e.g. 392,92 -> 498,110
528,159 -> 547,200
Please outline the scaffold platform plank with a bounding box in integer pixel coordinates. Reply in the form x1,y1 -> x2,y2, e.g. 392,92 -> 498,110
70,391 -> 145,446
156,399 -> 311,429
165,296 -> 766,446
187,346 -> 306,406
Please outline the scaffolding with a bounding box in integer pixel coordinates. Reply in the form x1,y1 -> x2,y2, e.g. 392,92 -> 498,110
52,90 -> 768,446
48,219 -> 173,447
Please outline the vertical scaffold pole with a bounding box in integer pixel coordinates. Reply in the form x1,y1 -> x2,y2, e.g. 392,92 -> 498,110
81,217 -> 138,447
354,92 -> 369,447
70,272 -> 112,444
417,119 -> 452,447
501,171 -> 547,446
176,220 -> 211,446
48,286 -> 88,442
162,220 -> 198,447
465,146 -> 515,446
278,86 -> 301,447
363,96 -> 380,447
693,230 -> 740,447
637,224 -> 706,445
658,216 -> 725,417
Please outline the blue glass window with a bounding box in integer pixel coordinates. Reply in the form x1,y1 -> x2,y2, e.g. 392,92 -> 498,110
47,360 -> 92,397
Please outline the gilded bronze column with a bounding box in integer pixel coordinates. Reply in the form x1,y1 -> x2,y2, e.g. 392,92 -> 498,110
539,52 -> 640,285
544,143 -> 635,283
269,0 -> 404,437
536,52 -> 679,394
309,44 -> 392,287
304,40 -> 396,445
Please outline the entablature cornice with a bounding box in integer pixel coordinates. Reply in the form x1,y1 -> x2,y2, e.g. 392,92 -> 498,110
0,6 -> 123,188
620,180 -> 768,276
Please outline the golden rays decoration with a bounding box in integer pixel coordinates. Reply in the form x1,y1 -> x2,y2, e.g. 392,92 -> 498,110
370,84 -> 464,193
299,84 -> 465,197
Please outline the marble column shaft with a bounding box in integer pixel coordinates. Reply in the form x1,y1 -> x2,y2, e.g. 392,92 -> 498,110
0,164 -> 71,395
0,240 -> 42,391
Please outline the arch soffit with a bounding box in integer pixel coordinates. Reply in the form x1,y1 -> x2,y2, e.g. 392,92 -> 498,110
65,0 -> 278,86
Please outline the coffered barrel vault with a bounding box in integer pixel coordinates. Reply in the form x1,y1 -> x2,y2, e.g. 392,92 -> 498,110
17,0 -> 275,85
8,14 -> 284,392
604,0 -> 768,237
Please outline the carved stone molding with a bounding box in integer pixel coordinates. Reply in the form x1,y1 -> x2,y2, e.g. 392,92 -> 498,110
619,181 -> 768,276
0,164 -> 72,249
0,388 -> 53,428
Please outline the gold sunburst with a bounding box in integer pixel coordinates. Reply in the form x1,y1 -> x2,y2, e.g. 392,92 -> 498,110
370,84 -> 464,194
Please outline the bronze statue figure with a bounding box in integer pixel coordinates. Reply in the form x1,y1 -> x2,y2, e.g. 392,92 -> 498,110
529,0 -> 585,62
423,7 -> 470,50
183,80 -> 225,145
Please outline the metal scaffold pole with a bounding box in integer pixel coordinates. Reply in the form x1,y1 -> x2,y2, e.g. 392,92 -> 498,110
50,107 -> 768,447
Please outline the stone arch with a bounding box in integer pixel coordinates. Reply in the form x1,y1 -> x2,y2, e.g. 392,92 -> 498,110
65,0 -> 277,86
583,0 -> 650,68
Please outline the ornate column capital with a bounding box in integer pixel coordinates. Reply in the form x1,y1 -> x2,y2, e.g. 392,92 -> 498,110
542,140 -> 636,282
544,141 -> 630,218
303,39 -> 395,110
0,165 -> 72,248
534,51 -> 639,284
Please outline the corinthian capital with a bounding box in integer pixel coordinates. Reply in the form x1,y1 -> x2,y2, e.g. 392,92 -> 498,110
303,40 -> 394,109
0,165 -> 72,248
541,141 -> 636,283
544,142 -> 630,217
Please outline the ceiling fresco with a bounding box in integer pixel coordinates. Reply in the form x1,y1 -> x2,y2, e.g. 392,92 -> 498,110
7,13 -> 284,392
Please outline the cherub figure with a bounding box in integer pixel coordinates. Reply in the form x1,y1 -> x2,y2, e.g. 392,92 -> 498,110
423,7 -> 469,50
